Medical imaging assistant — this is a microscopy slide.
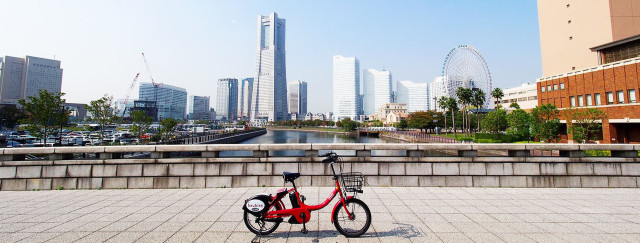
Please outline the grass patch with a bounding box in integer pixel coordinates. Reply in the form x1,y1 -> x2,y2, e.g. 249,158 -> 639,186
585,150 -> 611,157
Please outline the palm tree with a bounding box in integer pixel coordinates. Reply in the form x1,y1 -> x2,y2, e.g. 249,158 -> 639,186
491,88 -> 504,108
445,97 -> 458,135
473,89 -> 486,132
456,87 -> 472,135
438,96 -> 449,133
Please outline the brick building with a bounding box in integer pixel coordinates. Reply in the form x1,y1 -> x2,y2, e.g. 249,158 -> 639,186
536,0 -> 640,144
537,35 -> 640,143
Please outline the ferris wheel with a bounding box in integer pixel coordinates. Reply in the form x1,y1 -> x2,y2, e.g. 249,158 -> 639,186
442,45 -> 492,108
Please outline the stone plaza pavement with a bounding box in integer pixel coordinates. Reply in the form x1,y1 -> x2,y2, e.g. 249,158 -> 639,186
1,187 -> 640,242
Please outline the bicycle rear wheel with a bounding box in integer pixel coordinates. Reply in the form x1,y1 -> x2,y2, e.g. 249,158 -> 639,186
332,198 -> 371,237
244,204 -> 282,235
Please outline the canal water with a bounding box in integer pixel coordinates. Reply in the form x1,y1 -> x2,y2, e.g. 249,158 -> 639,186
220,130 -> 409,157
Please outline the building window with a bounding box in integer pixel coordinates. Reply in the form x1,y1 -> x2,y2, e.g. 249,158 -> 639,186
560,83 -> 565,89
595,93 -> 601,106
617,90 -> 625,103
629,89 -> 637,103
570,96 -> 575,107
547,85 -> 551,91
541,86 -> 546,92
586,94 -> 592,106
606,92 -> 614,104
577,95 -> 583,107
553,84 -> 558,90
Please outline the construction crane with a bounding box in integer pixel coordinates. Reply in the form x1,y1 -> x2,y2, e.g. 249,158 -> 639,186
141,53 -> 163,105
120,73 -> 140,118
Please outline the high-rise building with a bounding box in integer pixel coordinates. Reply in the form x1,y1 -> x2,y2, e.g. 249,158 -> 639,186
538,0 -> 640,76
0,55 -> 63,104
138,82 -> 187,120
189,95 -> 211,120
238,78 -> 254,120
429,77 -> 447,111
362,69 -> 392,115
216,78 -> 238,121
252,12 -> 288,122
287,80 -> 307,115
332,55 -> 361,121
397,80 -> 429,113
114,99 -> 134,117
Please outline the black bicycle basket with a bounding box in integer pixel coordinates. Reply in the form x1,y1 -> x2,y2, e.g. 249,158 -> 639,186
339,172 -> 364,193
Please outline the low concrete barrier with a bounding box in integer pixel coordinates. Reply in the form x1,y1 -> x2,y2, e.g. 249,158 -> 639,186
166,129 -> 266,144
0,144 -> 639,190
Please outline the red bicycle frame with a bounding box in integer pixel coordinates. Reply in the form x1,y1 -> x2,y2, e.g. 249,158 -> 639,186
264,179 -> 354,224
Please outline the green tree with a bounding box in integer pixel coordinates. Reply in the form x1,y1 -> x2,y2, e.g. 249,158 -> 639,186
130,110 -> 152,142
1,105 -> 27,129
472,89 -> 487,132
85,95 -> 118,143
159,118 -> 178,141
337,118 -> 358,131
439,96 -> 458,135
565,108 -> 607,143
437,96 -> 448,133
456,87 -> 473,135
506,109 -> 531,140
531,104 -> 561,142
509,102 -> 520,109
396,119 -> 409,130
18,90 -> 69,146
481,109 -> 508,134
407,111 -> 431,132
491,88 -> 504,107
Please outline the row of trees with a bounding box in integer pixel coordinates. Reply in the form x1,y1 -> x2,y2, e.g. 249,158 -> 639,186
437,87 -> 489,135
481,103 -> 607,143
14,90 -> 178,145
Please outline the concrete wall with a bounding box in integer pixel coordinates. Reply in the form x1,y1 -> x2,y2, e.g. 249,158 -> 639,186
0,143 -> 639,190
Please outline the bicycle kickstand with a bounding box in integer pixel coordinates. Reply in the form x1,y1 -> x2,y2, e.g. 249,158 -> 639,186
300,213 -> 308,234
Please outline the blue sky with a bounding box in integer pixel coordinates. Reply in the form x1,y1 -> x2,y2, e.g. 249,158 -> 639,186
0,0 -> 541,113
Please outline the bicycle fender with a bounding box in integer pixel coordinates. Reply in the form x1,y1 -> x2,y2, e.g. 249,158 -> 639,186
330,196 -> 353,223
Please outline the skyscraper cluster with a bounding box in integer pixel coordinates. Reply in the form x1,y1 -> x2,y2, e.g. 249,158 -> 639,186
332,55 -> 429,122
215,12 -> 307,123
0,55 -> 63,105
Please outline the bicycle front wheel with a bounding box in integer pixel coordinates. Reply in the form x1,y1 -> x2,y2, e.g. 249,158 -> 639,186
332,198 -> 371,237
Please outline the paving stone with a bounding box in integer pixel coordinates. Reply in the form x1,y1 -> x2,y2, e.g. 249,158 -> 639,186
0,187 -> 638,242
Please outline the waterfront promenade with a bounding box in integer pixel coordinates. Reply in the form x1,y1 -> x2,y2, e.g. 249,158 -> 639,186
1,187 -> 640,242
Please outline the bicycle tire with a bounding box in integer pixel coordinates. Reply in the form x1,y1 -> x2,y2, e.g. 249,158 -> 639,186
244,203 -> 282,235
332,198 -> 371,237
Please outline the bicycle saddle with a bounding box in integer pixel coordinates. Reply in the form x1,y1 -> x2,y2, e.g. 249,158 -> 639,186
283,171 -> 300,182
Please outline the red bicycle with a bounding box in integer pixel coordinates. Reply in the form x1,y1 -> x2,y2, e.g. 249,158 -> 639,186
242,152 -> 372,237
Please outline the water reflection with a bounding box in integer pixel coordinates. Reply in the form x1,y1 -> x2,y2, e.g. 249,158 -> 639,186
220,130 -> 402,157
